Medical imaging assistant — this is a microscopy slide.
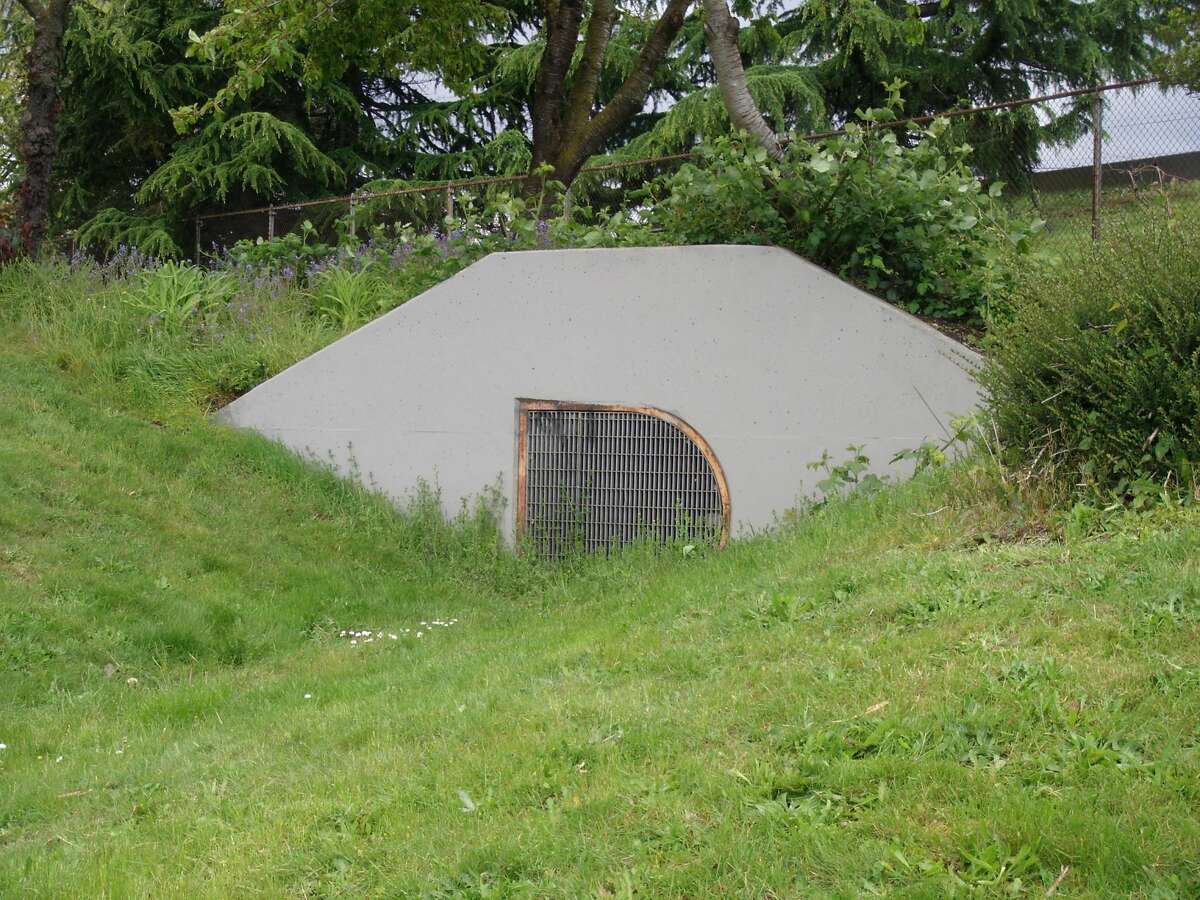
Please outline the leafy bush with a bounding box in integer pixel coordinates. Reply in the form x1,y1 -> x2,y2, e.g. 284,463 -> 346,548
225,221 -> 336,279
979,213 -> 1200,503
644,84 -> 1042,320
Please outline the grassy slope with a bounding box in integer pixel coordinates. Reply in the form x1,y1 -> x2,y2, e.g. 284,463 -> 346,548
2,344 -> 1200,897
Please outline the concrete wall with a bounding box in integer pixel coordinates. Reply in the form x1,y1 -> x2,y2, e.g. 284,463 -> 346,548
217,245 -> 980,540
1032,150 -> 1200,193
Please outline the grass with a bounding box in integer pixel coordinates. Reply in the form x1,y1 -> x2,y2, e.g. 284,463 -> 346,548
2,271 -> 1200,896
1009,177 -> 1200,254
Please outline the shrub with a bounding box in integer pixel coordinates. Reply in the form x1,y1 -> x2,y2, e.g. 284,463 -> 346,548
978,212 -> 1200,503
122,261 -> 237,333
307,268 -> 390,330
225,221 -> 335,279
645,83 -> 1042,320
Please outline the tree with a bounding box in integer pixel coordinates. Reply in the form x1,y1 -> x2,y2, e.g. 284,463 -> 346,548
777,0 -> 1161,181
782,0 -> 1158,112
0,1 -> 27,206
181,1 -> 704,194
51,1 -> 823,249
701,1 -> 1162,187
1157,5 -> 1200,91
13,0 -> 73,254
40,0 -> 1167,255
523,0 -> 693,191
60,0 -> 464,253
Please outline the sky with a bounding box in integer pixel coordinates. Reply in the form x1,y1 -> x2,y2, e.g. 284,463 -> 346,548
1036,84 -> 1200,171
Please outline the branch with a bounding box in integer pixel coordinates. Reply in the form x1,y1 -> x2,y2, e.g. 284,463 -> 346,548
530,0 -> 586,161
561,0 -> 618,143
575,0 -> 693,160
703,0 -> 784,160
15,0 -> 44,18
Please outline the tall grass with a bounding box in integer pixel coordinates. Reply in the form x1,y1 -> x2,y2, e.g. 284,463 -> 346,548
2,238 -> 1200,894
980,203 -> 1200,503
0,257 -> 341,420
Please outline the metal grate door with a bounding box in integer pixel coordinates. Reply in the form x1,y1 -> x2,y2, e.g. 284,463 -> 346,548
517,401 -> 730,556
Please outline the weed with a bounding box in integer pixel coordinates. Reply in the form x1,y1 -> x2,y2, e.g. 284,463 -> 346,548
307,267 -> 390,330
122,261 -> 237,333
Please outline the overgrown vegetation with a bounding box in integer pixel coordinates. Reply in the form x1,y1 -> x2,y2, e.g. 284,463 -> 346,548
0,1 -> 1194,892
0,119 -> 1033,427
980,208 -> 1200,505
1157,5 -> 1200,91
2,0 -> 1166,256
0,114 -> 1196,896
644,88 -> 1043,319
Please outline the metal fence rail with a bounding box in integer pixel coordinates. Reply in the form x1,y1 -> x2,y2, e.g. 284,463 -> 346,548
194,79 -> 1199,258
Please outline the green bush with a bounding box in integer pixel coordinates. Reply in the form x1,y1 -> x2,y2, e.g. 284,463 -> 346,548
645,84 -> 1042,320
307,268 -> 391,330
979,213 -> 1200,502
122,261 -> 237,333
225,220 -> 335,279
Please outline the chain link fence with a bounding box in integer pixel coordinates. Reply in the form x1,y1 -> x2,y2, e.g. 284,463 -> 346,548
1017,81 -> 1200,251
194,80 -> 1199,260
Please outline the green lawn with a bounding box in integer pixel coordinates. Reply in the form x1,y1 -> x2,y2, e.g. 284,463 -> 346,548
3,333 -> 1200,896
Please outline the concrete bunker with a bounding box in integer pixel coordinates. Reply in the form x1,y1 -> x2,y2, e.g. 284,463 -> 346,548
217,245 -> 980,550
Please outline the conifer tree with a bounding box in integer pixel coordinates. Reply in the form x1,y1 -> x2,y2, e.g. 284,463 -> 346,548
1157,4 -> 1200,91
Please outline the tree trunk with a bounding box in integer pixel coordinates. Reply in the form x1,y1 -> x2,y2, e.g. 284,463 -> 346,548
524,0 -> 693,198
527,0 -> 586,192
702,0 -> 783,160
15,0 -> 73,256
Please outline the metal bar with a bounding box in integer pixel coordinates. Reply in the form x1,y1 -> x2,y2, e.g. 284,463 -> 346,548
515,406 -> 530,547
267,205 -> 276,241
1092,93 -> 1104,242
803,77 -> 1157,142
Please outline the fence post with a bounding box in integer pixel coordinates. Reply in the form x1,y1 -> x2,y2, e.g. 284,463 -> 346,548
445,185 -> 454,221
348,192 -> 357,239
267,205 -> 276,241
194,217 -> 201,262
1091,92 -> 1103,242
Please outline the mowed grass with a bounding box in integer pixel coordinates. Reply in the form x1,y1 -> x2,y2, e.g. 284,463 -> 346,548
2,343 -> 1200,897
